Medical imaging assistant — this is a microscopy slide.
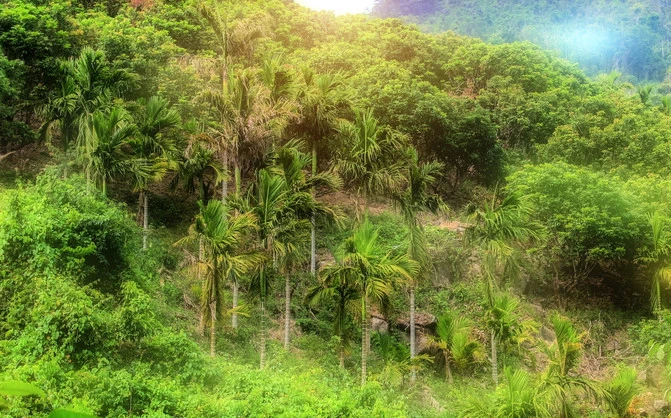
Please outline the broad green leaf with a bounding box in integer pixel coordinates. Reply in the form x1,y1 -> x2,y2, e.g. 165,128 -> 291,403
0,381 -> 46,398
49,409 -> 97,418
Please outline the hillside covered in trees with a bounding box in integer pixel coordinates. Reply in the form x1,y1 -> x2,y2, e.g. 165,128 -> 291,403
373,0 -> 671,80
1,0 -> 671,417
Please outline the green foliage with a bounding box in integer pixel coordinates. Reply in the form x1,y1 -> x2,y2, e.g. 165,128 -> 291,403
629,310 -> 671,354
429,313 -> 484,381
604,365 -> 640,418
460,368 -> 550,418
0,172 -> 137,292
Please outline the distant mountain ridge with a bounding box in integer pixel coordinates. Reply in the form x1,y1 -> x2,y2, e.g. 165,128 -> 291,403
372,0 -> 671,80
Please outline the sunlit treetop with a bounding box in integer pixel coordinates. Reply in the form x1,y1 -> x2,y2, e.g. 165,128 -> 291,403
294,0 -> 374,15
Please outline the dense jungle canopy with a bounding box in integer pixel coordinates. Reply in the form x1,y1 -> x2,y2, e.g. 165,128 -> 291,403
0,0 -> 671,417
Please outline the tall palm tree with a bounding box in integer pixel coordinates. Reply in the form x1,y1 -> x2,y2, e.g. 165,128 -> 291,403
335,108 -> 407,220
467,191 -> 543,384
321,221 -> 417,385
638,212 -> 671,320
272,141 -> 340,349
176,200 -> 262,357
197,1 -> 267,86
428,313 -> 484,383
199,0 -> 270,203
203,70 -> 275,201
245,169 -> 297,368
292,69 -> 344,275
81,107 -> 141,197
130,96 -> 180,250
391,147 -> 445,365
42,48 -> 135,177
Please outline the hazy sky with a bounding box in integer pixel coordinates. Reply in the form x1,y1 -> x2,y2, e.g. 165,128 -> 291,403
294,0 -> 374,15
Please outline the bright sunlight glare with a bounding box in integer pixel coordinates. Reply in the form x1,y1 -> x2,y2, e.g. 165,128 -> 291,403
295,0 -> 374,15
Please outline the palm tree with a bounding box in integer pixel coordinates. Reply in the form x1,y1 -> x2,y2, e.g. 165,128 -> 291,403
176,200 -> 261,357
307,260 -> 360,368
171,140 -> 222,204
604,366 -> 639,418
335,108 -> 406,220
321,221 -> 417,385
42,48 -> 135,177
197,2 -> 267,85
638,212 -> 671,320
486,292 -> 534,387
203,70 -> 275,202
198,1 -> 269,204
460,368 -> 552,418
273,141 -> 341,349
81,107 -> 141,197
539,315 -> 606,418
292,68 -> 344,275
245,169 -> 296,368
467,191 -> 543,384
428,313 -> 484,383
130,96 -> 180,250
391,147 -> 445,365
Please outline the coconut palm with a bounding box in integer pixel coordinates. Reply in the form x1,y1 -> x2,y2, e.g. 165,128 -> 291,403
391,147 -> 445,364
176,200 -> 262,357
130,96 -> 180,250
638,212 -> 671,320
321,221 -> 417,385
335,108 -> 407,219
428,313 -> 484,383
467,191 -> 543,384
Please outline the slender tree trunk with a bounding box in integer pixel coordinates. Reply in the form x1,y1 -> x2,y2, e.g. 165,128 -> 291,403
210,300 -> 217,357
222,149 -> 228,203
445,352 -> 453,383
365,295 -> 371,355
311,142 -> 317,275
231,157 -> 241,328
102,177 -> 106,198
410,286 -> 416,382
198,238 -> 205,336
137,191 -> 144,226
491,329 -> 498,385
232,282 -> 239,329
361,297 -> 367,386
339,342 -> 345,369
234,161 -> 241,196
260,300 -> 267,369
310,216 -> 317,275
142,193 -> 149,250
284,274 -> 291,350
410,286 -> 416,358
